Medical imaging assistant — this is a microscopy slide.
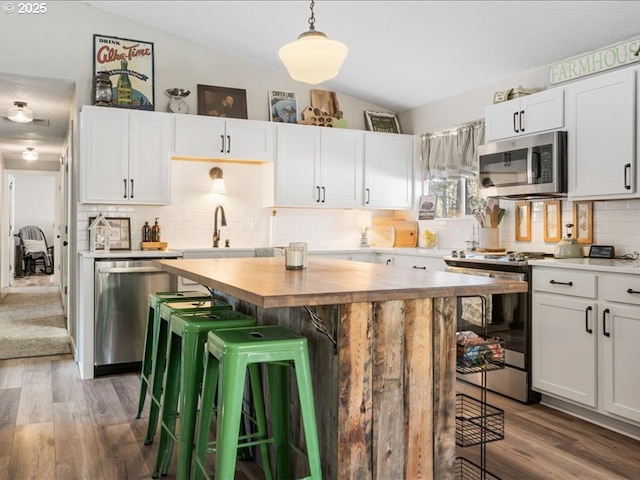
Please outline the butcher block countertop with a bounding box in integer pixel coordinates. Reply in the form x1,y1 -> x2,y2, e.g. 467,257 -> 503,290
155,256 -> 527,308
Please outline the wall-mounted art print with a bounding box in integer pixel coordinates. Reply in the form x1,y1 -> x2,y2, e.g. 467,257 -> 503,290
515,201 -> 531,241
89,216 -> 131,250
268,90 -> 298,123
573,200 -> 593,244
93,34 -> 154,110
418,195 -> 437,220
364,111 -> 401,134
197,84 -> 247,119
543,200 -> 562,242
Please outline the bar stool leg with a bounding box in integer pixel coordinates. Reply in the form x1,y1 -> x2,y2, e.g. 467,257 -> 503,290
145,318 -> 170,445
215,356 -> 249,480
152,332 -> 181,478
293,349 -> 323,479
247,364 -> 273,480
193,349 -> 219,480
136,305 -> 155,418
267,362 -> 292,480
176,329 -> 205,480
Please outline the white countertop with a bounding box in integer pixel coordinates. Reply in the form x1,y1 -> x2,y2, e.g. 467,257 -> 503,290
78,249 -> 183,259
529,257 -> 640,274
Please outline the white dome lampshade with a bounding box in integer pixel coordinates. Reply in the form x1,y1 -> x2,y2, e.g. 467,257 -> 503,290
22,147 -> 38,161
278,1 -> 348,85
7,101 -> 34,123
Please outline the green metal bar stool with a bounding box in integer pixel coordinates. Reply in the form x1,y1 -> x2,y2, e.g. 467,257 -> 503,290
193,325 -> 322,480
142,297 -> 232,445
137,291 -> 212,419
152,309 -> 261,480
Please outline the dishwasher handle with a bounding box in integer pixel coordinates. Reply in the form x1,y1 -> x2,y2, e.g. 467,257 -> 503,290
96,266 -> 165,274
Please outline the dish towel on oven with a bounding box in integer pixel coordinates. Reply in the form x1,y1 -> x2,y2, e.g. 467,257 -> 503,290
461,270 -> 493,326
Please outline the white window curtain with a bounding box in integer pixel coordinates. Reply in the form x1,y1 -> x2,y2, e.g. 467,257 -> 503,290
421,120 -> 485,180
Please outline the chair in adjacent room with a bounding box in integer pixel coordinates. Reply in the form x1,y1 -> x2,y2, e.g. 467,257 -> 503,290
17,225 -> 54,275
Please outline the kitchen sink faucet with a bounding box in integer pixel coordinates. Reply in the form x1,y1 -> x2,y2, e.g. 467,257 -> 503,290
213,205 -> 227,247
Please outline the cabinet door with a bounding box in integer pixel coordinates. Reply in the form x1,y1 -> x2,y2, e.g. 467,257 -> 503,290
129,110 -> 173,204
275,123 -> 321,206
225,118 -> 275,162
81,106 -> 129,203
320,129 -> 363,208
520,89 -> 564,136
602,303 -> 640,422
485,99 -> 521,142
364,133 -> 413,209
566,68 -> 636,198
174,115 -> 226,157
531,293 -> 597,407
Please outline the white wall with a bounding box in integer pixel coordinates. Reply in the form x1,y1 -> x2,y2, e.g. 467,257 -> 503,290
13,174 -> 56,244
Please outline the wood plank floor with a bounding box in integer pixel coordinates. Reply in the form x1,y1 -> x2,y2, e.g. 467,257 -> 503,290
1,354 -> 639,479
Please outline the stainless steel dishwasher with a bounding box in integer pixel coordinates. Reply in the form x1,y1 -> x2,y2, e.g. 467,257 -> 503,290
94,258 -> 178,376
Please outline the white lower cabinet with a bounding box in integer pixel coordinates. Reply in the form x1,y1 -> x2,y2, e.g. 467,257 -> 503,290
532,294 -> 597,407
532,266 -> 640,425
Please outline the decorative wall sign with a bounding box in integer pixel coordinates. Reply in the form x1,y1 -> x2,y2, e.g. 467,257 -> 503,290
573,200 -> 593,244
549,38 -> 640,85
515,201 -> 531,242
543,200 -> 561,242
364,111 -> 401,134
93,34 -> 155,110
418,195 -> 437,220
268,90 -> 298,123
197,85 -> 248,119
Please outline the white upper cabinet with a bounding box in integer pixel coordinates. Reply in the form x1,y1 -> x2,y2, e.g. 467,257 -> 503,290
363,132 -> 413,209
274,123 -> 363,208
81,106 -> 172,205
485,88 -> 564,142
173,115 -> 274,162
566,68 -> 636,199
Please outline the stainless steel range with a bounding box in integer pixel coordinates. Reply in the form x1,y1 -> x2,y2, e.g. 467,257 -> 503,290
444,251 -> 544,403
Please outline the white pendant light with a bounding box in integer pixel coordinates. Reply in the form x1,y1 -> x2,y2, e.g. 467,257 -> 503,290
7,101 -> 34,123
278,0 -> 348,85
22,147 -> 38,161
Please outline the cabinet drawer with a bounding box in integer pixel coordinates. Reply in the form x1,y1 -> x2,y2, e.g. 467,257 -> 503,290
602,274 -> 640,305
532,268 -> 596,298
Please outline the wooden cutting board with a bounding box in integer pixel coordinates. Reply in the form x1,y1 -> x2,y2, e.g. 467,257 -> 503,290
368,226 -> 395,247
377,221 -> 418,247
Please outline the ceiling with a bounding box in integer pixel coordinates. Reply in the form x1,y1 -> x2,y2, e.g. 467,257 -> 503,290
0,73 -> 74,166
2,1 -> 640,167
87,0 -> 640,111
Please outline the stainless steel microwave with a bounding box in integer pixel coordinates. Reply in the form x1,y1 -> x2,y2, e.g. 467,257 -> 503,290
477,131 -> 567,199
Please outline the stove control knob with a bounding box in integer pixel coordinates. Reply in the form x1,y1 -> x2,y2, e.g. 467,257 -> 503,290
451,250 -> 458,257
459,251 -> 466,258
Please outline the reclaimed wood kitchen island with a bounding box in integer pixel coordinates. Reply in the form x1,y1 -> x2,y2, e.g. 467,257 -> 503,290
154,256 -> 527,480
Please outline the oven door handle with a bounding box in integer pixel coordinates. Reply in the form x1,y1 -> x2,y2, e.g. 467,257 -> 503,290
446,266 -> 526,281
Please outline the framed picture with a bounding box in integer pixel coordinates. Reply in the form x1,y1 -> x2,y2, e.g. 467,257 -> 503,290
93,34 -> 155,110
418,195 -> 437,220
515,201 -> 531,241
543,200 -> 562,242
268,90 -> 298,123
364,111 -> 401,134
89,216 -> 131,251
197,84 -> 247,119
573,200 -> 593,244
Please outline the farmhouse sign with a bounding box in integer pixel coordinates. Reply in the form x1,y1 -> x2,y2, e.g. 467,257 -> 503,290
549,38 -> 640,85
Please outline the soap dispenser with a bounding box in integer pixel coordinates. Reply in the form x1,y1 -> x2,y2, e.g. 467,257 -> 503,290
151,218 -> 161,242
142,221 -> 151,242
